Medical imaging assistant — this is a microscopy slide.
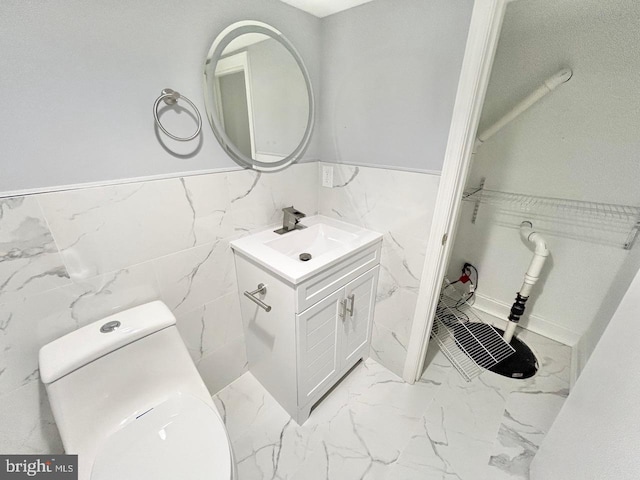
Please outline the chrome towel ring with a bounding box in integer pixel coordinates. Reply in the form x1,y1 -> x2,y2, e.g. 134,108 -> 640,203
153,88 -> 202,141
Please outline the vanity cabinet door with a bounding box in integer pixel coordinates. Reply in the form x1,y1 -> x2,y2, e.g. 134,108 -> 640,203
341,266 -> 379,366
296,288 -> 342,405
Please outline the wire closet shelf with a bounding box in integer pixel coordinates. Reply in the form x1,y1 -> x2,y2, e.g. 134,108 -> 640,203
431,281 -> 515,382
463,183 -> 640,249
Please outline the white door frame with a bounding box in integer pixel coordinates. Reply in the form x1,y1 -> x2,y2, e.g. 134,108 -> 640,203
402,0 -> 511,383
214,51 -> 257,159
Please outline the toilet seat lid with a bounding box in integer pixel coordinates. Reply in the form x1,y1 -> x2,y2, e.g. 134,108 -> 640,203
90,393 -> 232,480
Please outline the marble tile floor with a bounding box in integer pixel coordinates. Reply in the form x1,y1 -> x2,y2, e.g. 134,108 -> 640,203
212,328 -> 571,480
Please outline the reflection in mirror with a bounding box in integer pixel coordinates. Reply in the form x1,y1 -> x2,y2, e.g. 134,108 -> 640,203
204,22 -> 314,171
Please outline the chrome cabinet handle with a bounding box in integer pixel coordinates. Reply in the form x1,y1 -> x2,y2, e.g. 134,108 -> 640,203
339,298 -> 348,319
346,294 -> 355,317
244,283 -> 272,312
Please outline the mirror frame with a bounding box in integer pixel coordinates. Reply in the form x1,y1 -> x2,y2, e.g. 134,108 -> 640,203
203,21 -> 315,171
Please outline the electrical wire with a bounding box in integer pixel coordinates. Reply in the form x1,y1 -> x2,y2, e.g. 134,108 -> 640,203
437,280 -> 471,326
450,262 -> 479,308
432,264 -> 480,336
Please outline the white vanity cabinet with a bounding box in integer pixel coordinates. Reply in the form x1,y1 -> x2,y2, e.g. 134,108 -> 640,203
297,266 -> 378,408
232,239 -> 381,424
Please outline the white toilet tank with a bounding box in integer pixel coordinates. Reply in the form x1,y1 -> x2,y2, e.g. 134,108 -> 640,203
39,301 -> 234,480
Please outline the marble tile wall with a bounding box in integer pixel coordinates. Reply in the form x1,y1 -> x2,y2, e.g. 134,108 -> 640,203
0,160 -> 438,454
317,162 -> 441,377
0,162 -> 319,454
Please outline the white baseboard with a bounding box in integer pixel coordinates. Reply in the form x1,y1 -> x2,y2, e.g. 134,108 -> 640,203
472,293 -> 581,348
569,333 -> 591,389
570,345 -> 580,389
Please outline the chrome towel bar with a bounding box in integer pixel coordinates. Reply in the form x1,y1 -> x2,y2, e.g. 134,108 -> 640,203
153,88 -> 202,141
244,283 -> 272,312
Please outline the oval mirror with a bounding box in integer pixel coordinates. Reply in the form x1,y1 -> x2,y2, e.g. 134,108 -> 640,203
203,21 -> 315,171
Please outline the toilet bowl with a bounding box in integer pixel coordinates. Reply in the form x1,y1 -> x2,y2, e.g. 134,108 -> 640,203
39,301 -> 236,480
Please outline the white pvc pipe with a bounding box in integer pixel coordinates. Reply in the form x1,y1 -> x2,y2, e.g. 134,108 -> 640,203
474,68 -> 573,151
503,316 -> 519,343
503,221 -> 550,343
518,221 -> 549,296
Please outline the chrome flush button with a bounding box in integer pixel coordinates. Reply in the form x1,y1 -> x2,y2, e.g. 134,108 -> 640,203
100,320 -> 121,333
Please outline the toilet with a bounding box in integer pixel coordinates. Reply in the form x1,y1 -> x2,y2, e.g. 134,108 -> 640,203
39,301 -> 236,480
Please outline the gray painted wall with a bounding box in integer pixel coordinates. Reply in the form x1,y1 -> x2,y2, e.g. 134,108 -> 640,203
0,0 -> 475,193
319,0 -> 474,173
0,0 -> 321,196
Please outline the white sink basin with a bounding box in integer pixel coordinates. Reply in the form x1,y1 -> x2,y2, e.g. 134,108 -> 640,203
230,215 -> 382,284
265,223 -> 358,259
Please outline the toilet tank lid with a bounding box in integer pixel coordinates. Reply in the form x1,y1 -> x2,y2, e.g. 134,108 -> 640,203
39,301 -> 176,384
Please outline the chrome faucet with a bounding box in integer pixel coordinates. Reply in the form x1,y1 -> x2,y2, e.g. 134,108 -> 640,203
275,206 -> 306,234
